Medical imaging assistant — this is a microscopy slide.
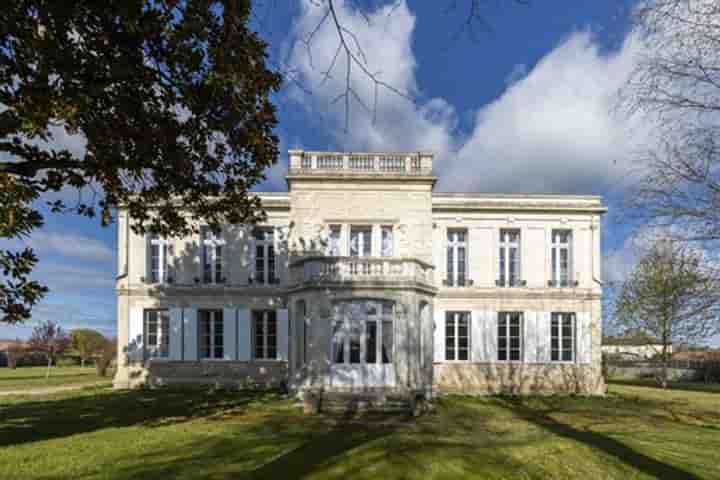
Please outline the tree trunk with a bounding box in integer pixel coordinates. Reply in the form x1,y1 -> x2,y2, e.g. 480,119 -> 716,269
81,357 -> 85,368
661,343 -> 669,389
45,354 -> 52,379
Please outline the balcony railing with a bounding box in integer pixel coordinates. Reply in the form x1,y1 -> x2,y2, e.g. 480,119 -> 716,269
288,150 -> 433,176
290,256 -> 435,286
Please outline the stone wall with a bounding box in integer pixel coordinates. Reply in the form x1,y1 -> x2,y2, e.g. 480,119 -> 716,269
434,363 -> 606,395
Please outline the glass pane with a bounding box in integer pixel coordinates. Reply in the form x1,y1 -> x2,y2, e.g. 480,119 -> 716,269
203,245 -> 212,283
446,246 -> 454,285
498,349 -> 507,361
329,226 -> 341,256
499,247 -> 506,284
551,248 -> 557,283
509,248 -> 517,284
362,229 -> 372,257
382,302 -> 394,316
215,246 -> 222,282
332,322 -> 344,364
366,321 -> 377,363
446,345 -> 455,361
268,246 -> 275,283
458,348 -> 468,361
381,226 -> 393,257
551,350 -> 559,362
457,247 -> 466,286
562,349 -> 573,361
510,349 -> 521,361
349,330 -> 361,364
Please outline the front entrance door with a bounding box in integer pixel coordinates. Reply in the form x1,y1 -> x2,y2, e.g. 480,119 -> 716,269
330,301 -> 396,388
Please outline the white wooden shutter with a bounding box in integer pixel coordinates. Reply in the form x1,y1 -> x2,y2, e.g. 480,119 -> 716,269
433,308 -> 445,362
144,236 -> 151,283
524,311 -> 538,363
183,308 -> 198,361
249,235 -> 256,284
484,311 -> 498,362
223,308 -> 237,360
128,307 -> 144,363
169,308 -> 183,361
577,312 -> 592,364
537,312 -> 552,363
238,308 -> 251,361
277,309 -> 289,361
471,310 -> 483,362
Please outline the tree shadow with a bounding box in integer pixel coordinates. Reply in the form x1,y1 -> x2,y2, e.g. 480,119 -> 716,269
0,387 -> 278,447
493,396 -> 702,480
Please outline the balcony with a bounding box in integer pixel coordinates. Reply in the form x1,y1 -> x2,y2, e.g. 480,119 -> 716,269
290,256 -> 435,289
288,150 -> 434,176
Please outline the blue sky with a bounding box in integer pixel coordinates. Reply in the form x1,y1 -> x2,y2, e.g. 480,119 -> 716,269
1,0 -> 688,341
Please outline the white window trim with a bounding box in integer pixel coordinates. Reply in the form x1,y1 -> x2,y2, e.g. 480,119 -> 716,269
199,310 -> 224,360
253,228 -> 276,285
445,311 -> 471,362
349,225 -> 373,257
446,229 -> 467,287
149,236 -> 171,283
498,312 -> 524,363
144,309 -> 170,359
499,229 -> 520,287
550,312 -> 576,363
253,310 -> 279,360
551,229 -> 573,287
201,228 -> 225,284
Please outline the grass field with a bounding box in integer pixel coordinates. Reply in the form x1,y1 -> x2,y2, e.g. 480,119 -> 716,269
0,382 -> 718,479
0,366 -> 109,392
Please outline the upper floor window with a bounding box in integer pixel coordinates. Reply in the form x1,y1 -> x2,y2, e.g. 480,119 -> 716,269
499,229 -> 521,287
149,235 -> 172,283
253,310 -> 277,360
381,225 -> 394,257
328,225 -> 342,256
201,227 -> 224,284
445,311 -> 470,361
253,228 -> 276,284
350,226 -> 372,257
551,229 -> 572,287
446,229 -> 467,287
498,312 -> 523,361
199,310 -> 224,359
551,312 -> 575,362
144,309 -> 169,358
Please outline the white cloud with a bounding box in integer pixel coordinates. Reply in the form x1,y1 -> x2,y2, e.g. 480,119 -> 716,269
286,1 -> 654,194
12,231 -> 113,262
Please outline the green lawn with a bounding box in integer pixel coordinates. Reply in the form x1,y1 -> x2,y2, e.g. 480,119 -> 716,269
0,366 -> 110,392
0,383 -> 718,479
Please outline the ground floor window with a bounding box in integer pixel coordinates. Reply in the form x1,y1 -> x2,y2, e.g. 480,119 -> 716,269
445,311 -> 470,361
498,312 -> 522,361
332,301 -> 393,365
199,310 -> 224,359
144,309 -> 169,358
253,310 -> 277,360
551,312 -> 575,362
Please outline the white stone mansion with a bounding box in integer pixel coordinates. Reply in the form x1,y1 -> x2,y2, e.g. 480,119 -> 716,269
114,150 -> 606,397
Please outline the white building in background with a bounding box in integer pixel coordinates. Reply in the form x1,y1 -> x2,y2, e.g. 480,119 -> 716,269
114,150 -> 606,400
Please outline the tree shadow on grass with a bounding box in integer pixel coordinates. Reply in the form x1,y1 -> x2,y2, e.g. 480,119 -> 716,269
0,387 -> 279,447
494,397 -> 702,480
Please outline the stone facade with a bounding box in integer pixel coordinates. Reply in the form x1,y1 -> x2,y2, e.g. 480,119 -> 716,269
114,150 -> 606,396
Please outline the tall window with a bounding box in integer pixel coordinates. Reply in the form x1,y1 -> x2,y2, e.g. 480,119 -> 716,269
144,310 -> 169,358
199,310 -> 224,359
381,225 -> 394,257
253,228 -> 276,284
499,229 -> 520,287
253,310 -> 278,360
446,230 -> 467,287
551,230 -> 572,287
149,235 -> 171,283
201,227 -> 224,284
498,312 -> 522,361
350,226 -> 372,257
551,312 -> 575,362
445,311 -> 470,361
328,225 -> 342,256
332,301 -> 393,365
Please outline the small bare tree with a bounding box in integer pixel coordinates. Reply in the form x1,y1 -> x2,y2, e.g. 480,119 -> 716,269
615,239 -> 720,387
95,337 -> 117,378
28,320 -> 70,378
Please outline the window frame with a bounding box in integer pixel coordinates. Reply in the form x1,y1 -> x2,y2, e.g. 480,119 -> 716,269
445,311 -> 471,362
253,228 -> 277,285
446,229 -> 468,287
198,309 -> 224,360
550,312 -> 576,363
148,235 -> 172,284
253,310 -> 279,360
499,229 -> 521,287
349,225 -> 373,257
497,311 -> 523,362
551,229 -> 573,287
144,309 -> 170,359
201,227 -> 225,284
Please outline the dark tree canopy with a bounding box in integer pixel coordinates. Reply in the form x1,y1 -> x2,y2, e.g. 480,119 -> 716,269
0,0 -> 282,322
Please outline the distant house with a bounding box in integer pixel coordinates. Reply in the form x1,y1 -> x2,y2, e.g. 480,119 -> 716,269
0,339 -> 23,367
602,334 -> 672,360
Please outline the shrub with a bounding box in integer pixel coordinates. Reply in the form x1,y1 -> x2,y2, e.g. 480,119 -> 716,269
95,339 -> 117,377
